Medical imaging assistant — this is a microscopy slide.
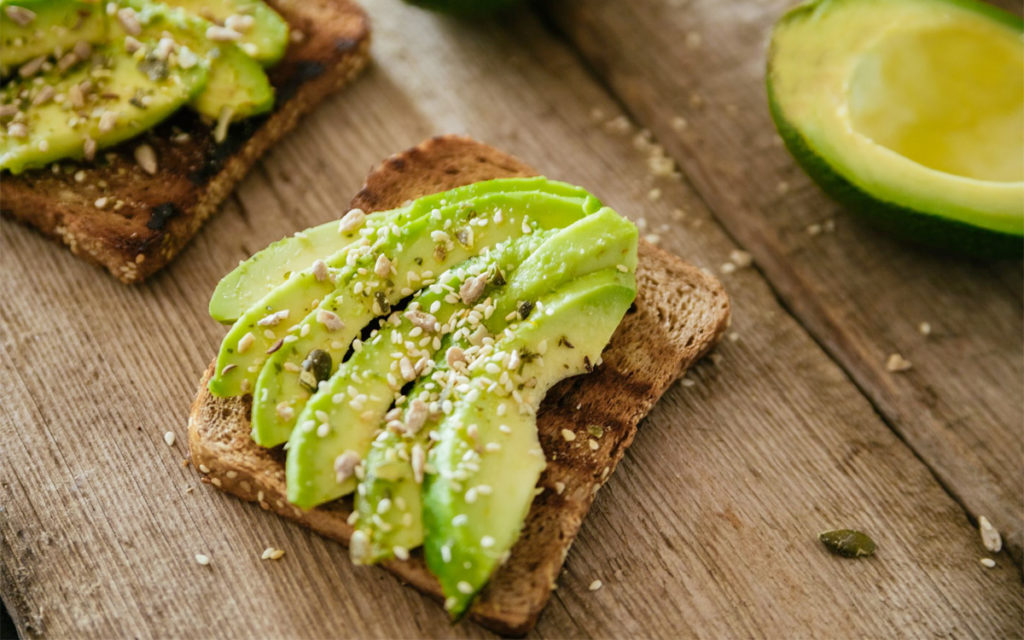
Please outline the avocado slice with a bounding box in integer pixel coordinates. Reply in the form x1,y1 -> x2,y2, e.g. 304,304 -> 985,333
159,0 -> 289,66
284,232 -> 550,507
208,188 -> 593,399
423,268 -> 636,617
123,0 -> 274,123
350,209 -> 638,563
768,0 -> 1024,256
1,39 -> 209,173
208,177 -> 593,324
0,0 -> 106,71
250,190 -> 598,445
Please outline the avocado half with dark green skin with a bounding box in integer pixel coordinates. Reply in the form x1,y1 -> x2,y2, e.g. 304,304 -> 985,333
767,0 -> 1024,257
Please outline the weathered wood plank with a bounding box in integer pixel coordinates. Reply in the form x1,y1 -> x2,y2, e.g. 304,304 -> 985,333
1,1 -> 1020,638
540,0 -> 1024,565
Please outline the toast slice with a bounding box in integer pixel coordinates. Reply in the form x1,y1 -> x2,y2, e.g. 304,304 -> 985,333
0,0 -> 370,284
188,135 -> 731,635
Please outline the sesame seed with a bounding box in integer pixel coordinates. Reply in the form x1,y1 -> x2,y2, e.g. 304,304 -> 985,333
133,143 -> 158,174
480,536 -> 495,548
393,545 -> 410,561
588,579 -> 603,591
918,322 -> 932,337
980,558 -> 996,568
163,431 -> 175,447
554,481 -> 566,494
588,439 -> 599,451
457,581 -> 474,594
720,262 -> 736,275
194,553 -> 210,566
94,196 -> 109,209
561,429 -> 576,442
453,514 -> 468,526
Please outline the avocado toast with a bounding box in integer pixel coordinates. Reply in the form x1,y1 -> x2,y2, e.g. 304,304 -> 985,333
188,135 -> 730,634
0,0 -> 369,283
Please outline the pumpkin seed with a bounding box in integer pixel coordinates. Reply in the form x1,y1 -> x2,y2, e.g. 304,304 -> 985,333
300,349 -> 332,392
819,529 -> 876,558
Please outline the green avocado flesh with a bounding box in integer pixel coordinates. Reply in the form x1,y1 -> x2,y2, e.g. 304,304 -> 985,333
208,177 -> 638,615
1,40 -> 209,173
768,0 -> 1024,256
0,0 -> 283,172
0,0 -> 106,70
347,208 -> 638,563
160,0 -> 289,65
423,268 -> 635,617
208,177 -> 594,324
123,0 -> 274,122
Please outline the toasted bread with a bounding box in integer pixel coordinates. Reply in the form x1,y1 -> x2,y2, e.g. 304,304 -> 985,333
0,0 -> 370,284
188,135 -> 730,635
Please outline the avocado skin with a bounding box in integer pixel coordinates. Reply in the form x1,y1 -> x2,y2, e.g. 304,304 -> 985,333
767,79 -> 1023,259
767,0 -> 1023,259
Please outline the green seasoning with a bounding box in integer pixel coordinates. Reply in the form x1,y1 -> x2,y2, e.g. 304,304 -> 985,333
819,529 -> 877,558
0,0 -> 288,173
768,0 -> 1024,256
208,176 -> 638,616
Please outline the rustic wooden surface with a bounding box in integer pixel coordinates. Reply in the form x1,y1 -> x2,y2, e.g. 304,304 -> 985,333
1,0 -> 1021,638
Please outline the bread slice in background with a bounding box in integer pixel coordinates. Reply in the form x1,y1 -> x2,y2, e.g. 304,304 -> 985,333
188,135 -> 730,635
0,0 -> 370,284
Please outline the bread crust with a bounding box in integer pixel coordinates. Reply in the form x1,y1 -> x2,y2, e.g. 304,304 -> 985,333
0,0 -> 370,284
188,135 -> 730,635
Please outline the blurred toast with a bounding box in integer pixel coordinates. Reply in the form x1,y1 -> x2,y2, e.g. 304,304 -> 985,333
0,0 -> 370,284
188,135 -> 731,635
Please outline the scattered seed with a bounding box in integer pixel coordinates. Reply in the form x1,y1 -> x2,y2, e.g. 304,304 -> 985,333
819,529 -> 876,558
194,553 -> 211,566
134,143 -> 157,175
560,429 -> 576,442
979,516 -> 1002,553
918,322 -> 932,337
885,353 -> 912,372
588,579 -> 603,591
729,249 -> 753,269
980,558 -> 996,568
261,547 -> 285,561
163,431 -> 175,447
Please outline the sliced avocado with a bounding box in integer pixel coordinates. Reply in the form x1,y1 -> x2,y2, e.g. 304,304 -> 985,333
1,40 -> 208,173
123,0 -> 273,123
424,268 -> 636,617
251,190 -> 598,445
208,188 -> 592,399
159,0 -> 289,66
0,0 -> 106,71
208,177 -> 592,324
768,0 -> 1024,256
350,208 -> 638,563
284,233 -> 549,507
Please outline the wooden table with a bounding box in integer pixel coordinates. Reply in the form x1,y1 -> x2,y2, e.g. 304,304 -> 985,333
2,0 -> 1021,637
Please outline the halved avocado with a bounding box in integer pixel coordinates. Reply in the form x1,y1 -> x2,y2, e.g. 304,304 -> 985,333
767,0 -> 1024,256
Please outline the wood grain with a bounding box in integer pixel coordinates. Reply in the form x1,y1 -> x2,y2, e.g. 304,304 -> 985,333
540,0 -> 1024,566
1,0 -> 1021,638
